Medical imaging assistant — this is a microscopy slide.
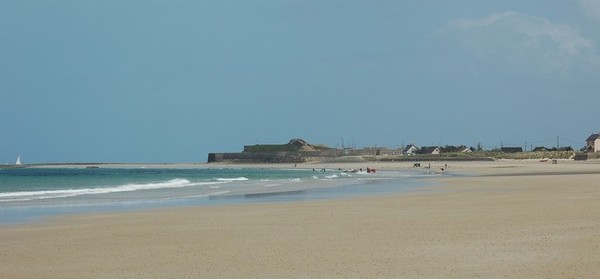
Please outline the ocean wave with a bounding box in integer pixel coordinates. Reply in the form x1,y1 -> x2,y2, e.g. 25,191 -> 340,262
0,179 -> 216,202
257,178 -> 302,187
215,177 -> 249,182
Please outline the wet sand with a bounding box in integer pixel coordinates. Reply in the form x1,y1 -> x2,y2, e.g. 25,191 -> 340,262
1,160 -> 599,278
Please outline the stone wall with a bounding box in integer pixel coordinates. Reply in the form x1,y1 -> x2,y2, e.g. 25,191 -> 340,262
207,151 -> 335,163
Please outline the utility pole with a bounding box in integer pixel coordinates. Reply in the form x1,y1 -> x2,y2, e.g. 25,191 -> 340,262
556,136 -> 559,149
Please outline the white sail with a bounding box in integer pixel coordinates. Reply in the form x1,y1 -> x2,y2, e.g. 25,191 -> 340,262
15,155 -> 21,165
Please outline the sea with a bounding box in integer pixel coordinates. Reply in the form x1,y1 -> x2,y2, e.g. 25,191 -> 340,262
0,166 -> 437,224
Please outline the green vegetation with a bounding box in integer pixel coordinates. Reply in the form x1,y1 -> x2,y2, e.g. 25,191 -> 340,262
364,151 -> 575,162
477,151 -> 575,160
234,138 -> 579,161
243,139 -> 332,153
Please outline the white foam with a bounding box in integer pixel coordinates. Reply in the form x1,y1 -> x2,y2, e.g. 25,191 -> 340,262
0,178 -> 214,202
215,177 -> 249,182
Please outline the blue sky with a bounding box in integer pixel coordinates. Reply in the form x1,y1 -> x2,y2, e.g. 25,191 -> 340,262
2,0 -> 599,163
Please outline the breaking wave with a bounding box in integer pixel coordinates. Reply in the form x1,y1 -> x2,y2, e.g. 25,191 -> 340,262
0,179 -> 219,202
215,177 -> 249,182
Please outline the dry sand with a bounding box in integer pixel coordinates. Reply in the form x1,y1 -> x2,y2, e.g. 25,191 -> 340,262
1,161 -> 599,278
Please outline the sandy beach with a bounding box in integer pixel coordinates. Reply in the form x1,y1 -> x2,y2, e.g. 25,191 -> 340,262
1,160 -> 599,278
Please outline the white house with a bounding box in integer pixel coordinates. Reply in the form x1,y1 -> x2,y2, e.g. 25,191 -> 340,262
402,144 -> 419,155
458,146 -> 473,153
586,133 -> 600,152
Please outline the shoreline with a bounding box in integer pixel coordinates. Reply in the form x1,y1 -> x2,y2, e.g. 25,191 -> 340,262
0,165 -> 432,225
1,161 -> 599,277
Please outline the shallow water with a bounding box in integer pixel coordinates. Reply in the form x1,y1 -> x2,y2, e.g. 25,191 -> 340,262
0,167 -> 438,224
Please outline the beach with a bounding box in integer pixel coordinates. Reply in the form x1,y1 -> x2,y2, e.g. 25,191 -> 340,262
1,160 -> 599,278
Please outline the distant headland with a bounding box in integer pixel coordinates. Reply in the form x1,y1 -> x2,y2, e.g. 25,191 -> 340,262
207,137 -> 600,164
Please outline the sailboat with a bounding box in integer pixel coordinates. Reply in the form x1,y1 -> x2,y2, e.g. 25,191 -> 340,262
1,155 -> 25,169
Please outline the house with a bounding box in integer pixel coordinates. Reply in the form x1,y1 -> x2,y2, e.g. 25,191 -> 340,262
532,146 -> 548,152
458,146 -> 473,153
500,147 -> 523,153
419,146 -> 441,155
402,144 -> 419,155
440,145 -> 472,153
586,133 -> 600,152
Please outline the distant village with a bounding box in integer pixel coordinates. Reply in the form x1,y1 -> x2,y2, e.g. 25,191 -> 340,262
208,132 -> 600,163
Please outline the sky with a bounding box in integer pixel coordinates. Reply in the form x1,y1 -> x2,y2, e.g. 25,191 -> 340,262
1,0 -> 600,163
